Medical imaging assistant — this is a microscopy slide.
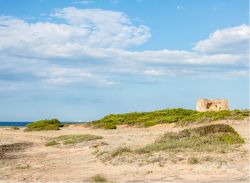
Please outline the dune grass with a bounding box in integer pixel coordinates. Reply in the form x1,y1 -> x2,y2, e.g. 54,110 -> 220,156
45,140 -> 60,146
89,108 -> 249,129
91,174 -> 108,182
106,124 -> 245,160
24,119 -> 63,131
136,124 -> 244,153
111,147 -> 132,158
53,134 -> 103,145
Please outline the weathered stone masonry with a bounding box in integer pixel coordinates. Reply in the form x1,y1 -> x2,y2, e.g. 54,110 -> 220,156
196,98 -> 229,112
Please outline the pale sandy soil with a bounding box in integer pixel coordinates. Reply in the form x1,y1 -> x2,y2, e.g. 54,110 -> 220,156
0,118 -> 249,183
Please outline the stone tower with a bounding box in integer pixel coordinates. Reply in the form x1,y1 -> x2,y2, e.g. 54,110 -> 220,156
196,98 -> 229,112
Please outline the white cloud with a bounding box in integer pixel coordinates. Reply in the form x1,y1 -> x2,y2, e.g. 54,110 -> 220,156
42,67 -> 115,86
193,24 -> 249,55
0,8 -> 248,66
0,8 -> 151,59
52,7 -> 151,49
0,7 -> 249,91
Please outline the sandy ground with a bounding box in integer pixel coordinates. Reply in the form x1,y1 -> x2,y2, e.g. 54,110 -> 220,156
0,118 -> 249,183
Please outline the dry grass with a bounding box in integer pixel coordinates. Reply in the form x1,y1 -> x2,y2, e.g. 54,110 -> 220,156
52,134 -> 103,145
136,124 -> 244,153
187,157 -> 199,164
91,174 -> 108,182
45,140 -> 60,146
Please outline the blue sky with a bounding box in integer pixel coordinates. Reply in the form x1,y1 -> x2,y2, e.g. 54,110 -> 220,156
0,0 -> 249,122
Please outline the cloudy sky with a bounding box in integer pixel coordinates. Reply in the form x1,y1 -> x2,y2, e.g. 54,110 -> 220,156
0,0 -> 249,122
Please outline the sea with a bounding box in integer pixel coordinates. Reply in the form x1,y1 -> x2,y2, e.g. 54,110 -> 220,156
0,122 -> 80,127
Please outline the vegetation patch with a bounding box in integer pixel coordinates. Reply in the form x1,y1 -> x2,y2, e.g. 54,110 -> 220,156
45,140 -> 60,146
177,109 -> 249,126
187,157 -> 199,164
0,143 -> 32,159
89,108 -> 249,129
136,124 -> 244,153
9,126 -> 20,130
91,174 -> 108,182
144,121 -> 157,127
24,119 -> 63,131
111,147 -> 132,158
16,163 -> 30,169
53,134 -> 103,145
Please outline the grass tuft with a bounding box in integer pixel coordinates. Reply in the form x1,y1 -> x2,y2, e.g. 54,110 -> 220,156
16,164 -> 30,169
111,147 -> 132,157
91,174 -> 108,182
45,140 -> 60,146
188,157 -> 199,164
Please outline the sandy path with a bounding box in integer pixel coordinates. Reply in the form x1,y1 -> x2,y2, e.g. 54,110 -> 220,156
0,118 -> 249,183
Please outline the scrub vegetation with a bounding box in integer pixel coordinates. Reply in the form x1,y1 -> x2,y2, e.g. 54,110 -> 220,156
106,124 -> 245,159
24,119 -> 63,131
136,124 -> 244,153
89,108 -> 249,129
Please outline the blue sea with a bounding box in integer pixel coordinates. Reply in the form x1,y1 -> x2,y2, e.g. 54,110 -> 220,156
0,122 -> 81,127
0,122 -> 31,127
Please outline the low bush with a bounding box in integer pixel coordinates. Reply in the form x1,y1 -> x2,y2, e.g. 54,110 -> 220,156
103,123 -> 117,130
144,121 -> 157,127
24,119 -> 63,131
89,108 -> 249,129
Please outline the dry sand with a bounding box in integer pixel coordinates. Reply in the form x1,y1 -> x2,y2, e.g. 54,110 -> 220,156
0,118 -> 249,183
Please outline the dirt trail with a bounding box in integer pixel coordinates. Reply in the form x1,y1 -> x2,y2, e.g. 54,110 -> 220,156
0,118 -> 249,183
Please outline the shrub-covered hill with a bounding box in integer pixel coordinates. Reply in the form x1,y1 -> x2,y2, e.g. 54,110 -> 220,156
24,119 -> 63,131
89,108 -> 249,129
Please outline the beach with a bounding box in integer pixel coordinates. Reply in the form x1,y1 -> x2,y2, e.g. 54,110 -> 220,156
0,118 -> 249,183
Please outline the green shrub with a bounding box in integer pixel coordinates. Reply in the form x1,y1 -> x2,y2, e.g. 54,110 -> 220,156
25,119 -> 63,131
91,174 -> 108,182
89,108 -> 249,129
144,121 -> 157,127
103,123 -> 117,130
90,108 -> 197,129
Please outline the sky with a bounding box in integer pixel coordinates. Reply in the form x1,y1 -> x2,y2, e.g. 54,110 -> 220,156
0,0 -> 249,122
